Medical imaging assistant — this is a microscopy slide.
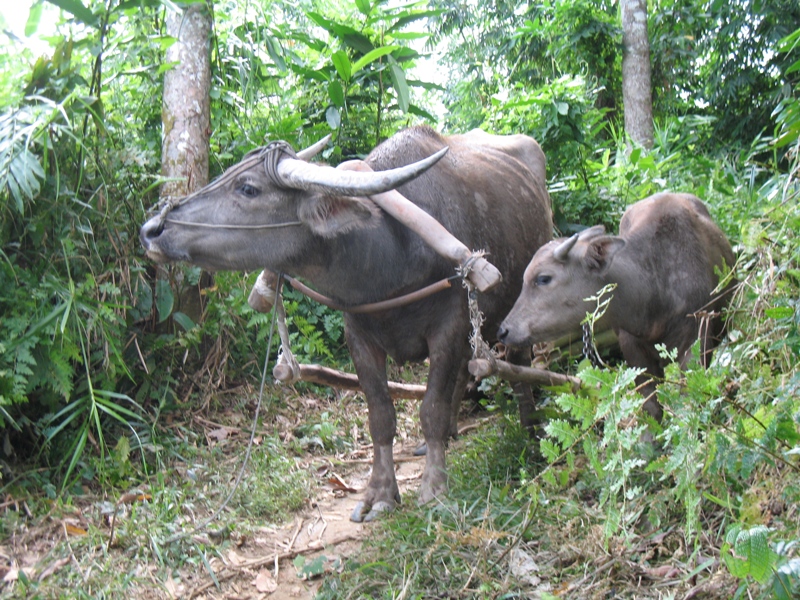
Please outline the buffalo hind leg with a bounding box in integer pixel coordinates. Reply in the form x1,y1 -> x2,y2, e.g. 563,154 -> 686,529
413,351 -> 470,457
418,338 -> 470,505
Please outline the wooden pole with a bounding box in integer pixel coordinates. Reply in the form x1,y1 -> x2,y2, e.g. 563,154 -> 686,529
468,358 -> 582,392
273,363 -> 426,400
337,160 -> 503,292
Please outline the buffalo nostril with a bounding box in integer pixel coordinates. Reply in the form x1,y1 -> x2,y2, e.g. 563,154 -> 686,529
140,219 -> 165,248
497,326 -> 508,342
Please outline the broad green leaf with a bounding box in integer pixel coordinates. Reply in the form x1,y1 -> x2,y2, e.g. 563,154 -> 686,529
355,0 -> 371,16
331,50 -> 351,81
351,45 -> 401,74
265,37 -> 286,72
388,62 -> 409,112
44,0 -> 98,27
765,306 -> 794,319
342,33 -> 373,54
305,11 -> 334,33
155,279 -> 174,323
325,106 -> 340,130
386,9 -> 445,33
407,104 -> 437,122
25,1 -> 44,36
172,311 -> 195,332
328,80 -> 344,108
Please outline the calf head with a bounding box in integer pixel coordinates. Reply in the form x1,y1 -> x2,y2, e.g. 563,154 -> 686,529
498,225 -> 626,346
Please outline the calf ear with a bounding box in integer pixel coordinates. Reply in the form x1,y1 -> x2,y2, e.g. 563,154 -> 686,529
583,236 -> 626,273
299,194 -> 381,238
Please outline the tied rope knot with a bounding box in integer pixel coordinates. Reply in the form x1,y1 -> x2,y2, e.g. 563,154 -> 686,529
459,251 -> 495,363
262,140 -> 298,189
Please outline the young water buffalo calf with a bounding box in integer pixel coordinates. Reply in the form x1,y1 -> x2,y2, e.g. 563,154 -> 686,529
498,192 -> 735,420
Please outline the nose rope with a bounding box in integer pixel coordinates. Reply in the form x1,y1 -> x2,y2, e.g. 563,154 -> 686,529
161,218 -> 303,230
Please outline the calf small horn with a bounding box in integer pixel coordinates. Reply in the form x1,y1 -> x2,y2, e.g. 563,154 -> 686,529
296,134 -> 332,161
275,146 -> 449,196
553,234 -> 579,262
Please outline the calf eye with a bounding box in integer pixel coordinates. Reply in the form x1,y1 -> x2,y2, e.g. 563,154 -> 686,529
239,183 -> 260,197
535,274 -> 552,286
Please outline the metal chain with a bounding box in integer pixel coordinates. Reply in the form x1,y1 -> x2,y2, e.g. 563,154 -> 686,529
582,322 -> 606,368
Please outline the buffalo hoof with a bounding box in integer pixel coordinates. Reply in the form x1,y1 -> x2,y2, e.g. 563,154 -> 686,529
418,473 -> 447,505
413,442 -> 427,456
350,500 -> 395,523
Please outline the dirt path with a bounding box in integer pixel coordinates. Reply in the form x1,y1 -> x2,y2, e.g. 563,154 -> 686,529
185,440 -> 426,599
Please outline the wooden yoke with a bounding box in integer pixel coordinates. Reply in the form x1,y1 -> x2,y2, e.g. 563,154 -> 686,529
337,159 -> 503,293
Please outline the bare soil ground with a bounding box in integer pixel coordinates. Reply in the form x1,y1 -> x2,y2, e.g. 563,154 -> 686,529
183,438 -> 427,600
0,385 -> 432,600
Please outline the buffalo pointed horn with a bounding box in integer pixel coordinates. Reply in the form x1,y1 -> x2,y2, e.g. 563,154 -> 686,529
553,233 -> 579,262
296,134 -> 332,161
275,146 -> 449,196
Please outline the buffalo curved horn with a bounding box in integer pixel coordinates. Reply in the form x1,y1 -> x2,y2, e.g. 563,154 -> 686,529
553,233 -> 579,262
275,146 -> 449,196
296,134 -> 332,161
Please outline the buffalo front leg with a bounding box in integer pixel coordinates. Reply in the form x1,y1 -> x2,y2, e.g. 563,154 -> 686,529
506,346 -> 539,435
345,328 -> 400,523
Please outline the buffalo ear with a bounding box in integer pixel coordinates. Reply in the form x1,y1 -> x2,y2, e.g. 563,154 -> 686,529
299,194 -> 381,238
583,236 -> 626,273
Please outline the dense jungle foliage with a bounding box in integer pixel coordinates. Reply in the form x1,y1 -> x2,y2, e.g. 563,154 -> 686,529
1,0 -> 799,597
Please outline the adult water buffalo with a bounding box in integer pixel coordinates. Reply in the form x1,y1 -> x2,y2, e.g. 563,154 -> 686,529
140,126 -> 552,521
498,192 -> 735,421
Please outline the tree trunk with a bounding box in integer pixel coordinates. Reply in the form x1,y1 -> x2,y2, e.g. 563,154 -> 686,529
621,0 -> 654,150
161,3 -> 212,324
162,3 -> 211,198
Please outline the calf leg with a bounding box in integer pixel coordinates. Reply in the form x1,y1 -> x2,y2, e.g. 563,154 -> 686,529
618,331 -> 664,422
345,327 -> 400,523
506,346 -> 537,433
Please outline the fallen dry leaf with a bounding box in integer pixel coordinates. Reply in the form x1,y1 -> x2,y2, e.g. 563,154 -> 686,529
327,473 -> 357,493
643,564 -> 681,579
3,567 -> 35,583
254,570 -> 278,593
208,427 -> 230,442
64,523 -> 87,536
227,549 -> 244,566
118,492 -> 152,504
509,547 -> 541,587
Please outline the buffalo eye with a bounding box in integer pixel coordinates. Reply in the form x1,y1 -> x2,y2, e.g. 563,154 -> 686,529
534,274 -> 552,286
238,183 -> 260,198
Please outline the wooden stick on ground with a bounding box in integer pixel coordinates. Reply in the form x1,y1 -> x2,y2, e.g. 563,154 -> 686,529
273,362 -> 426,400
468,358 -> 581,392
